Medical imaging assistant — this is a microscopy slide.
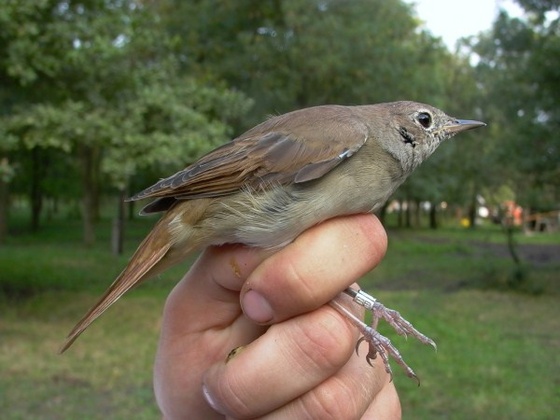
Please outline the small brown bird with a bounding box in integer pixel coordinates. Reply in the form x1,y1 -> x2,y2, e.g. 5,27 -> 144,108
61,101 -> 485,379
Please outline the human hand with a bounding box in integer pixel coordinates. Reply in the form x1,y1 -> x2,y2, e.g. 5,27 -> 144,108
154,214 -> 401,419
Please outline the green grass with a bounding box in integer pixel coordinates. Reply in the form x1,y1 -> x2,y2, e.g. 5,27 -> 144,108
384,290 -> 559,418
1,292 -> 162,419
1,214 -> 559,419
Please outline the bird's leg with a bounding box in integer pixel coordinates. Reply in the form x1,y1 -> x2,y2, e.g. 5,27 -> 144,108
329,288 -> 436,383
343,288 -> 436,349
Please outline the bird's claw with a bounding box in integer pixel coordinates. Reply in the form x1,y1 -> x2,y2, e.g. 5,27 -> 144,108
336,288 -> 436,384
355,323 -> 418,385
356,336 -> 378,366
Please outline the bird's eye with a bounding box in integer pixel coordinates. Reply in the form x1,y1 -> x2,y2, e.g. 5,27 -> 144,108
417,112 -> 432,129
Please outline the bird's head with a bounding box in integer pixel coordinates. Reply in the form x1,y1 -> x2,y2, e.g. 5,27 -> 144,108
379,101 -> 486,172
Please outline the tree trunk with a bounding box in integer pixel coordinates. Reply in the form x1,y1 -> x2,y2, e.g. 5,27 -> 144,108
405,200 -> 412,228
414,200 -> 421,228
505,225 -> 521,265
468,192 -> 477,229
128,199 -> 135,220
92,147 -> 102,222
377,202 -> 388,225
30,148 -> 44,232
429,202 -> 438,229
0,177 -> 7,243
112,189 -> 126,255
80,145 -> 97,247
522,207 -> 531,234
397,199 -> 403,228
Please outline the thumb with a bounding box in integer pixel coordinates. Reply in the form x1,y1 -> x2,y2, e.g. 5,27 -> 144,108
161,244 -> 269,337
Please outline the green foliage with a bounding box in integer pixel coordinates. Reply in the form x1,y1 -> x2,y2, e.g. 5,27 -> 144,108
464,2 -> 560,211
1,0 -> 558,240
0,158 -> 15,184
103,80 -> 253,188
0,216 -> 186,297
0,0 -> 252,239
160,0 -> 458,124
156,0 -> 488,218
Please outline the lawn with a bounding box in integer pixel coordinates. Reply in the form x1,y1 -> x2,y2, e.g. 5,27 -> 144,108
1,215 -> 559,419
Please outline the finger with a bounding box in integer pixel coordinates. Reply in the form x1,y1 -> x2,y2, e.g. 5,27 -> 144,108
362,380 -> 401,420
155,244 -> 269,419
162,243 -> 268,336
263,344 -> 394,420
241,214 -> 387,324
202,302 -> 361,418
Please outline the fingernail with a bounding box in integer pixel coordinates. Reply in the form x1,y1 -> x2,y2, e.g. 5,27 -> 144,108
202,383 -> 225,414
242,290 -> 273,323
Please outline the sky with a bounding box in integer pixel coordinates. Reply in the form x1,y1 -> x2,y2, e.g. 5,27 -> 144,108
409,0 -> 525,50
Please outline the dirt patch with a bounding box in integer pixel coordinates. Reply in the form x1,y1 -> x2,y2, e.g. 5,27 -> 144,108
470,241 -> 560,266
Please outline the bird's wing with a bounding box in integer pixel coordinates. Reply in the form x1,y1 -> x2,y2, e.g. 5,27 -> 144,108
129,106 -> 369,209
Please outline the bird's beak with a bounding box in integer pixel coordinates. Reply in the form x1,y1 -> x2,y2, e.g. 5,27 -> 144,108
445,119 -> 486,134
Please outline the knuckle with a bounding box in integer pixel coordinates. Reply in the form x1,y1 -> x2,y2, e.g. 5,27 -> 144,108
283,256 -> 321,301
288,309 -> 355,374
265,252 -> 322,309
301,379 -> 362,420
210,373 -> 255,418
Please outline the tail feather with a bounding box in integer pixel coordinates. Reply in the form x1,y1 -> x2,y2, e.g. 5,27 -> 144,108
59,228 -> 174,353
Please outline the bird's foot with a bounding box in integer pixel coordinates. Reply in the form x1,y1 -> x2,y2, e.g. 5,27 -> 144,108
330,288 -> 436,383
355,323 -> 418,383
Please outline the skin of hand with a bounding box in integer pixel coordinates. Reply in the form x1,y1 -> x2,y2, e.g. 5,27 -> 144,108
154,214 -> 401,419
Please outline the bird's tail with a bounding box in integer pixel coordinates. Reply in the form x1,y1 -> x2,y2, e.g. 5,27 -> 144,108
59,219 -> 181,353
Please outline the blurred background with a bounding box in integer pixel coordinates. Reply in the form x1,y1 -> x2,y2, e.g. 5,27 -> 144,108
0,0 -> 558,418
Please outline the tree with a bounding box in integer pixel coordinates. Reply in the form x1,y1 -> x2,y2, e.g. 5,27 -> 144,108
159,0 -> 460,125
0,130 -> 17,243
0,1 -> 251,245
159,0 -> 486,228
390,46 -> 487,228
465,3 -> 560,215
